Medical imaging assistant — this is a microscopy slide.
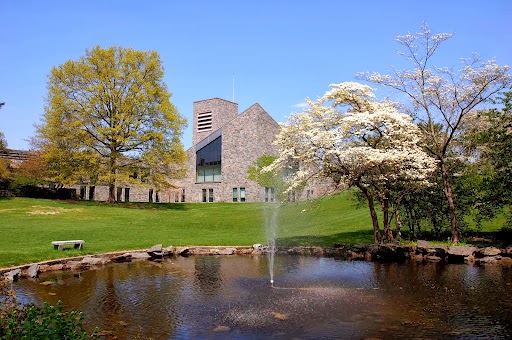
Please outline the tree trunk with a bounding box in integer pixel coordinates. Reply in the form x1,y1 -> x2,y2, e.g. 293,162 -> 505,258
358,184 -> 381,244
395,208 -> 402,242
440,161 -> 459,244
381,191 -> 394,242
108,154 -> 117,203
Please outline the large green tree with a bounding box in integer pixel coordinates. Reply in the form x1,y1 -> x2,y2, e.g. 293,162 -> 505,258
36,46 -> 187,203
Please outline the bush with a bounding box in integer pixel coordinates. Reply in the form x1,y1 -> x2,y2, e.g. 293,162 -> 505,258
0,280 -> 96,339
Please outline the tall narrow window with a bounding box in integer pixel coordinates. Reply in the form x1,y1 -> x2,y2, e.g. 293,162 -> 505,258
265,187 -> 269,202
181,189 -> 185,202
156,191 -> 160,203
196,136 -> 222,183
233,188 -> 238,202
79,186 -> 86,200
240,187 -> 246,202
124,188 -> 130,202
202,189 -> 207,203
88,186 -> 95,201
209,189 -> 214,202
117,187 -> 123,202
149,189 -> 154,203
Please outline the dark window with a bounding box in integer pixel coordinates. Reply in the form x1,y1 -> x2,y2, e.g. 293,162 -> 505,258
265,187 -> 275,203
79,186 -> 86,200
240,187 -> 246,202
156,191 -> 160,203
124,188 -> 130,202
202,189 -> 207,203
233,188 -> 238,202
181,189 -> 185,202
117,187 -> 123,202
149,189 -> 154,203
209,189 -> 214,202
88,186 -> 95,201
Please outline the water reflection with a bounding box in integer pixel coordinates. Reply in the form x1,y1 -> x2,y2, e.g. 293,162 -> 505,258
12,256 -> 512,339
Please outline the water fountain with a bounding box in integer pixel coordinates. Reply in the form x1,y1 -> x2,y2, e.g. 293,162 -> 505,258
265,203 -> 278,287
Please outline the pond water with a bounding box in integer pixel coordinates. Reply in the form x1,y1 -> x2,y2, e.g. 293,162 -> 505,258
12,255 -> 512,339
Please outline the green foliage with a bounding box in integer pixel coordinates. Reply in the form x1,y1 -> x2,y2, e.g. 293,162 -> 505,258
247,155 -> 289,201
36,46 -> 187,202
465,91 -> 512,226
0,280 -> 95,339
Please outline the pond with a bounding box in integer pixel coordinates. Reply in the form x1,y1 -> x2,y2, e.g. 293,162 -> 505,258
12,255 -> 512,339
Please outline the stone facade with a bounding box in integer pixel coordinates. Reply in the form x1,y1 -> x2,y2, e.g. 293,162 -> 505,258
176,98 -> 281,202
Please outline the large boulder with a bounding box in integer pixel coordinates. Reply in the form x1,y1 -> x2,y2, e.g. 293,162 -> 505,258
447,246 -> 477,263
475,247 -> 501,258
26,264 -> 40,278
176,247 -> 190,256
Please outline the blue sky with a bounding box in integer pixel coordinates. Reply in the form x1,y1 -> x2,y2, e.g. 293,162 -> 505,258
1,0 -> 511,150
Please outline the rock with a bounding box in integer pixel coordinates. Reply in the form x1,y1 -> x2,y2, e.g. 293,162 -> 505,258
27,264 -> 40,278
81,257 -> 109,266
65,261 -> 85,271
238,248 -> 254,255
112,254 -> 132,263
163,246 -> 174,256
176,247 -> 190,256
216,247 -> 236,255
426,255 -> 443,262
272,312 -> 289,320
505,246 -> 512,256
42,264 -> 64,272
190,247 -> 211,255
447,246 -> 477,257
128,252 -> 152,260
352,244 -> 369,253
147,244 -> 163,258
4,269 -> 21,281
476,247 -> 501,257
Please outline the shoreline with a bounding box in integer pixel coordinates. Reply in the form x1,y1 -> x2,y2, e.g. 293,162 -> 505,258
2,242 -> 512,281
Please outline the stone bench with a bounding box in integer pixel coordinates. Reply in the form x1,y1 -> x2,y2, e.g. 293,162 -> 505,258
52,240 -> 85,251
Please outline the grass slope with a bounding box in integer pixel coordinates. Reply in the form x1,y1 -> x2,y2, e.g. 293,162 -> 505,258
0,192 -> 373,267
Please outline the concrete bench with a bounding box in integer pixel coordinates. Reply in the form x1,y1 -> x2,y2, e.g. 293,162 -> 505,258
52,240 -> 85,251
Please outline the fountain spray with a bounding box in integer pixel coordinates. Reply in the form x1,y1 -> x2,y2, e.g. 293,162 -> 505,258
266,203 -> 278,288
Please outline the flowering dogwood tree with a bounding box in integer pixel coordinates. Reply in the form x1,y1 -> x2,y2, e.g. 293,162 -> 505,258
359,23 -> 511,243
269,82 -> 436,243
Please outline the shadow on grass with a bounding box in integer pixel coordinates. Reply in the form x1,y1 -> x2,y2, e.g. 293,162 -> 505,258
276,230 -> 374,248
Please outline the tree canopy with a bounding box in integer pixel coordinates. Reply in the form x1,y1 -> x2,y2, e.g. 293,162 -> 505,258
36,46 -> 187,202
359,23 -> 511,243
268,82 -> 436,243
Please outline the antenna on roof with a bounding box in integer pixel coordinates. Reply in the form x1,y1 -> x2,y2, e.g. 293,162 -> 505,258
232,73 -> 235,102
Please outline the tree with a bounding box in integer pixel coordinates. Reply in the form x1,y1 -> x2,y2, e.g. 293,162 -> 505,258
360,23 -> 511,244
464,91 -> 512,226
36,46 -> 187,203
268,82 -> 436,243
247,154 -> 289,203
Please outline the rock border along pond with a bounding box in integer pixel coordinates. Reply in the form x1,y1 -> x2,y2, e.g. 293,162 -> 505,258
2,242 -> 512,281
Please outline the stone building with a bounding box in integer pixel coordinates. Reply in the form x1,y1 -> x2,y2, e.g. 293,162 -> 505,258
175,98 -> 281,202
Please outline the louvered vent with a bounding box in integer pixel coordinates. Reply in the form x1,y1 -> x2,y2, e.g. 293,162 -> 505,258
197,111 -> 212,131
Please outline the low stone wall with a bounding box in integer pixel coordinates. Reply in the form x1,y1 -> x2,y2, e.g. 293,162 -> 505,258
3,242 -> 512,282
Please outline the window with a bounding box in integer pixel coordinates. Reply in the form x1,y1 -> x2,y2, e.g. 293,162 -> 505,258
307,189 -> 314,200
156,191 -> 160,203
181,189 -> 185,202
196,136 -> 222,183
88,186 -> 95,201
209,189 -> 214,202
79,186 -> 86,200
240,187 -> 246,202
149,189 -> 154,203
233,188 -> 238,202
202,189 -> 207,203
117,187 -> 123,202
265,187 -> 275,202
124,188 -> 130,202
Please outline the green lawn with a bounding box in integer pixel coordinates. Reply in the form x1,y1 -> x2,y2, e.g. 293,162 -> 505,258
0,191 -> 375,267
